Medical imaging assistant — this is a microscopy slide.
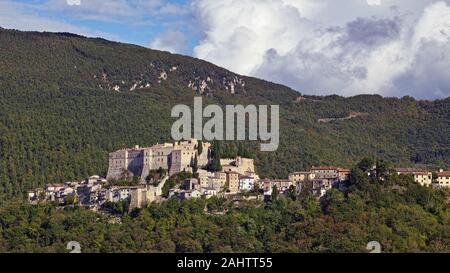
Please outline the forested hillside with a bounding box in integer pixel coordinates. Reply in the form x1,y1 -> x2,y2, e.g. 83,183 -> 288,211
0,166 -> 448,253
0,28 -> 449,198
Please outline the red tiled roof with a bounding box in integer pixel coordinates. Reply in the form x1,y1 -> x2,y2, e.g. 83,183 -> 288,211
437,171 -> 450,177
414,172 -> 430,176
46,184 -> 64,187
311,166 -> 350,172
311,166 -> 339,170
290,171 -> 313,175
395,168 -> 431,176
239,176 -> 254,180
395,168 -> 424,173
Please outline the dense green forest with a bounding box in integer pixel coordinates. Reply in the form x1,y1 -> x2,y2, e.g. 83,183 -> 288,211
0,27 -> 449,200
0,161 -> 448,253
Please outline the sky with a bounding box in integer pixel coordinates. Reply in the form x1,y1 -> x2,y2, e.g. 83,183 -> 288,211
1,0 -> 450,99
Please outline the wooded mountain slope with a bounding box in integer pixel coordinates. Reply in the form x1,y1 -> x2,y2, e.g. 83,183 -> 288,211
0,28 -> 449,197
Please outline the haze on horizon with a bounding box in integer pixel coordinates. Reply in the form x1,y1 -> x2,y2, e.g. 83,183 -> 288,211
1,0 -> 450,100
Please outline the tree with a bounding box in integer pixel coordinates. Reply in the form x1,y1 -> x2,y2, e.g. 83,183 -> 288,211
158,167 -> 166,176
320,189 -> 345,215
286,185 -> 297,201
132,175 -> 140,185
376,159 -> 389,179
192,154 -> 198,176
206,196 -> 226,212
349,167 -> 369,189
64,195 -> 75,205
197,140 -> 203,155
432,172 -> 438,182
271,185 -> 279,201
301,196 -> 321,218
103,200 -> 128,215
357,157 -> 374,172
209,141 -> 222,172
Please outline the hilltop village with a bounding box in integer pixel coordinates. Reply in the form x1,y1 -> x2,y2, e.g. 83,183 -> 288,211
27,139 -> 450,214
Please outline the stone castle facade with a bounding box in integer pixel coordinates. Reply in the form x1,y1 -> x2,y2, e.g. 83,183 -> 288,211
107,139 -> 211,182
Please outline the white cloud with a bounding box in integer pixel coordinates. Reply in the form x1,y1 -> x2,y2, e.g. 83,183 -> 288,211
43,0 -> 186,24
0,0 -> 116,40
192,0 -> 314,75
367,0 -> 381,6
150,30 -> 188,54
191,0 -> 450,99
66,0 -> 81,6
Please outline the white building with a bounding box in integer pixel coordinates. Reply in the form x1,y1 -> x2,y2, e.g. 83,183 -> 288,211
437,170 -> 450,188
202,188 -> 217,199
176,189 -> 202,200
106,187 -> 134,202
239,176 -> 255,191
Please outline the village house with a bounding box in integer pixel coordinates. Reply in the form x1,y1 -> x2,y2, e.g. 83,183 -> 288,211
44,184 -> 65,201
180,190 -> 202,200
261,179 -> 293,193
208,177 -> 225,191
311,179 -> 333,198
437,170 -> 450,188
311,166 -> 350,181
169,189 -> 202,200
220,157 -> 256,177
104,186 -> 136,203
86,175 -> 107,185
289,171 -> 316,183
239,176 -> 255,191
183,178 -> 201,191
395,168 -> 433,187
198,169 -> 215,188
55,187 -> 75,199
199,172 -> 227,192
215,171 -> 227,185
202,188 -> 218,199
27,188 -> 43,204
226,172 -> 240,193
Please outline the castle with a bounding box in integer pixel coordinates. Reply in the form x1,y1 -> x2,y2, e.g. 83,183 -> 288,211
107,139 -> 211,182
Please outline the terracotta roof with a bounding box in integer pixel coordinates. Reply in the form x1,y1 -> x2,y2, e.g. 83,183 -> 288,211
311,166 -> 347,171
311,166 -> 337,170
46,184 -> 64,187
264,179 -> 292,183
395,168 -> 424,173
437,171 -> 450,177
290,171 -> 313,175
239,176 -> 254,180
395,168 -> 430,175
414,172 -> 430,176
